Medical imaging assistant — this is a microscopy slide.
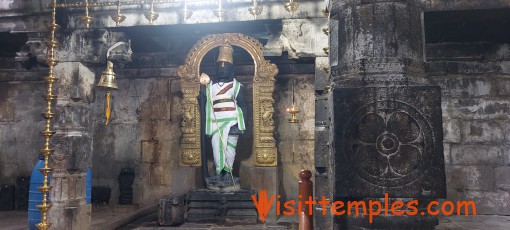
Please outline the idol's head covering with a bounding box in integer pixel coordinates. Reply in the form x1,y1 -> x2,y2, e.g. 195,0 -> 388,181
217,44 -> 233,64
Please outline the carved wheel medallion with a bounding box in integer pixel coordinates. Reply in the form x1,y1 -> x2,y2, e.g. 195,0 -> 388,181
178,33 -> 279,167
344,100 -> 436,187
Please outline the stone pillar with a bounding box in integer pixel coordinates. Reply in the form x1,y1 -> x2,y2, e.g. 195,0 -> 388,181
314,56 -> 334,230
251,167 -> 278,223
48,62 -> 94,230
329,0 -> 446,229
47,29 -> 131,229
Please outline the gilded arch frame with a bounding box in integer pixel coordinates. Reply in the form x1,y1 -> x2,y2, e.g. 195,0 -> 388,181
177,33 -> 278,167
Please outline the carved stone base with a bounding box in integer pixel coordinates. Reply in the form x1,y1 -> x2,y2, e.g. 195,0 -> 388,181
205,176 -> 241,192
332,86 -> 446,199
336,199 -> 439,230
186,189 -> 258,225
48,203 -> 91,230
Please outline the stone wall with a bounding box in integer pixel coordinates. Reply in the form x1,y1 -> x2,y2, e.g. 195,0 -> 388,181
0,74 -> 45,184
427,43 -> 510,215
275,74 -> 315,202
90,63 -> 315,206
91,76 -> 198,207
0,53 -> 316,208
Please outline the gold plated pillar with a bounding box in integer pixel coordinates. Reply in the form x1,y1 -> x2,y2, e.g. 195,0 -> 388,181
37,0 -> 58,229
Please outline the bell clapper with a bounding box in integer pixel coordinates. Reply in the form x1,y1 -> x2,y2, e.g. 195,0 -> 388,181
105,90 -> 111,126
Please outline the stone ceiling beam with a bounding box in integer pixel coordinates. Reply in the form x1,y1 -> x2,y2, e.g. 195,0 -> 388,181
326,0 -> 510,12
0,1 -> 327,32
65,1 -> 326,28
424,0 -> 510,11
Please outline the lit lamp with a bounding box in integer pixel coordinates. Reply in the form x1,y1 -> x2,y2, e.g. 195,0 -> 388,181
286,80 -> 300,123
97,42 -> 126,126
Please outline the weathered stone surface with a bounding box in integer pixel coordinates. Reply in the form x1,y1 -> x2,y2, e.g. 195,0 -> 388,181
186,189 -> 257,224
443,119 -> 461,143
149,163 -> 172,186
47,203 -> 91,230
432,77 -> 492,98
443,98 -> 510,120
314,169 -> 330,198
54,62 -> 96,103
450,145 -> 506,166
427,38 -> 510,216
346,198 -> 440,230
329,2 -> 446,229
314,127 -> 329,168
314,203 -> 333,230
278,141 -> 294,163
426,43 -> 510,62
461,120 -> 504,143
426,0 -> 510,11
141,140 -> 158,163
274,74 -> 315,207
461,191 -> 510,215
0,101 -> 14,122
50,171 -> 87,204
315,57 -> 330,92
332,0 -> 425,73
315,94 -> 329,126
293,140 -> 314,166
445,165 -> 494,191
169,167 -> 198,195
495,166 -> 510,191
443,143 -> 451,165
332,86 -> 446,198
264,18 -> 328,58
158,194 -> 185,226
50,134 -> 93,171
0,81 -> 45,185
251,167 -> 278,223
428,61 -> 502,76
57,30 -> 131,64
54,106 -> 92,132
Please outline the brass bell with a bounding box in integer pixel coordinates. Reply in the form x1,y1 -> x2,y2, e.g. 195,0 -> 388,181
97,61 -> 118,90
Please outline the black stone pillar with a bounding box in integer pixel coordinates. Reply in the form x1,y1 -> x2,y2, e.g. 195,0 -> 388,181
329,0 -> 446,229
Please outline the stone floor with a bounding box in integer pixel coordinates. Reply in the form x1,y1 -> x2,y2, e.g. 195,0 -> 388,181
120,215 -> 510,230
0,205 -> 156,230
436,215 -> 510,230
117,213 -> 296,230
1,210 -> 509,229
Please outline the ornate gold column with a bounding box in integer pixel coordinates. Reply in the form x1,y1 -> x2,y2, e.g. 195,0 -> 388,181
37,0 -> 59,229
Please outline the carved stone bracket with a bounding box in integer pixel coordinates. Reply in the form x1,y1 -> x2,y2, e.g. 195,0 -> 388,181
178,33 -> 279,167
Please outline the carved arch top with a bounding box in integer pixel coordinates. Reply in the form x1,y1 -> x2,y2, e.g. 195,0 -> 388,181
177,33 -> 278,83
178,33 -> 278,167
